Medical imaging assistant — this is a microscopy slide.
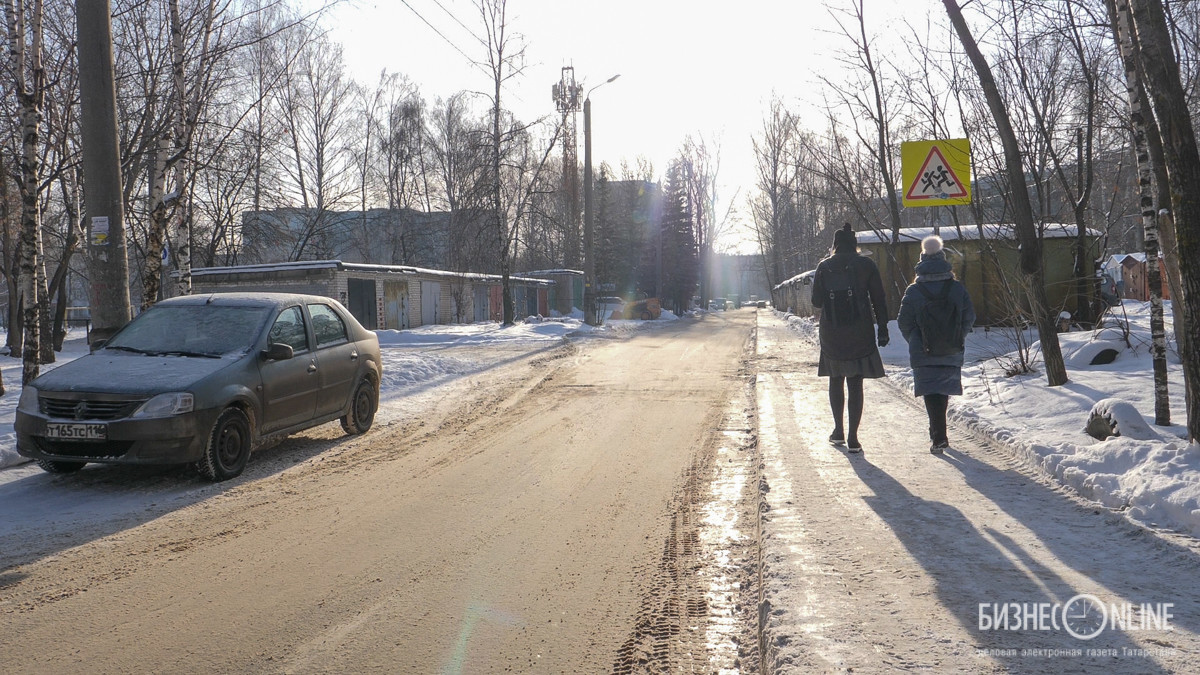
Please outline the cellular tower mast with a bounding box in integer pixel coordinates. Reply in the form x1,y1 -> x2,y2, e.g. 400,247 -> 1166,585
552,66 -> 583,268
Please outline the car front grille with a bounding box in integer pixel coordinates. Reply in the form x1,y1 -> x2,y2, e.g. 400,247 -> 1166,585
40,396 -> 146,421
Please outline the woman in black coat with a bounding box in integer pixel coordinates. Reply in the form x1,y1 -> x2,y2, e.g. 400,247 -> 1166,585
896,235 -> 976,454
810,224 -> 890,452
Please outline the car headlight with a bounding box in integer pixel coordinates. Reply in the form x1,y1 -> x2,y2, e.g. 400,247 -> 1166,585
133,392 -> 195,418
17,385 -> 39,414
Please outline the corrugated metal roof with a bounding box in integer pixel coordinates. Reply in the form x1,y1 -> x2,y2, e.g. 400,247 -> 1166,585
774,269 -> 815,290
189,260 -> 554,286
855,223 -> 1103,244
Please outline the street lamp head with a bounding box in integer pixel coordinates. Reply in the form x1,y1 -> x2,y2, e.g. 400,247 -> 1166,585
587,73 -> 622,99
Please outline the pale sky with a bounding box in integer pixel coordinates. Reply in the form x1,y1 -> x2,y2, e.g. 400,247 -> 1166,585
319,0 -> 911,250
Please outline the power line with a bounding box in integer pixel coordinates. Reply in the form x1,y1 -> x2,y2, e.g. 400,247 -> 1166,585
397,0 -> 490,78
397,0 -> 535,109
427,0 -> 490,51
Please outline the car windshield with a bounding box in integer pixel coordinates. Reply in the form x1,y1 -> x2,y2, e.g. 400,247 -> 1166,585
105,305 -> 271,357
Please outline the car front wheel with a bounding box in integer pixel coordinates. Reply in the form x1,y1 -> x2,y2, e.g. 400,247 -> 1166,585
197,408 -> 252,481
341,378 -> 377,435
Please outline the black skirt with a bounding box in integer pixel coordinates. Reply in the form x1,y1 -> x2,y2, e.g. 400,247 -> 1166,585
818,351 -> 885,379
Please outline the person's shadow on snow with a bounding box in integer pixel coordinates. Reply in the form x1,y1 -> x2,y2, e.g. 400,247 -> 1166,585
847,455 -> 1169,674
939,446 -> 1200,636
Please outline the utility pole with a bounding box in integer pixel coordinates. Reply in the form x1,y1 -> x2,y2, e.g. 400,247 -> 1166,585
583,97 -> 596,325
582,74 -> 620,327
76,0 -> 131,344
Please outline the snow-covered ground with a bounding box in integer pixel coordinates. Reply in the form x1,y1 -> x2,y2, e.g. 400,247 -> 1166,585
783,300 -> 1200,538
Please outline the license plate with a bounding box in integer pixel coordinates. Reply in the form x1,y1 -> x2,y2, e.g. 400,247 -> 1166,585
45,423 -> 107,441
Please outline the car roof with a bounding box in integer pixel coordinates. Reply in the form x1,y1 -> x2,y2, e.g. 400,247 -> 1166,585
154,292 -> 346,311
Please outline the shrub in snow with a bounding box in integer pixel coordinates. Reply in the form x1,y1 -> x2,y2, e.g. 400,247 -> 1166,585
1085,398 -> 1154,441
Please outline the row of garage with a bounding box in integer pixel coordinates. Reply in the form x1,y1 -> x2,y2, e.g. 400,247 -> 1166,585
774,224 -> 1101,326
186,261 -> 580,331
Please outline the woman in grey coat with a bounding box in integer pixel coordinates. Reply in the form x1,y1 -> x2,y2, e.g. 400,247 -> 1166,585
896,235 -> 976,454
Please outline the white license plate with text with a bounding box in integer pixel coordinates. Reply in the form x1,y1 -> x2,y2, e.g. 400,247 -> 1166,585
45,423 -> 107,441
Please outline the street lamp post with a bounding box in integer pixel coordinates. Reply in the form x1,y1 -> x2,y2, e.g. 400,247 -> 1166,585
583,74 -> 620,326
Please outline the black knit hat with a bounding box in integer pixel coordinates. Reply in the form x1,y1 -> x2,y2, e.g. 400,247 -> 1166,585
833,223 -> 856,254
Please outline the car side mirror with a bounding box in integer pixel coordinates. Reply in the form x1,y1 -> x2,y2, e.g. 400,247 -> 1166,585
261,343 -> 294,361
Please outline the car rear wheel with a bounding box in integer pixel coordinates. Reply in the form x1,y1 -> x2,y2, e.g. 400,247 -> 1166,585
197,408 -> 251,481
35,458 -> 86,474
341,378 -> 377,435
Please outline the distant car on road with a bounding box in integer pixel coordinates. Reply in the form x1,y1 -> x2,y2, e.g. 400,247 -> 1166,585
710,298 -> 728,311
16,292 -> 382,481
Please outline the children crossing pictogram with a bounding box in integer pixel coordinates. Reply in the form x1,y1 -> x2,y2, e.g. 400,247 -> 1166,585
901,139 -> 972,207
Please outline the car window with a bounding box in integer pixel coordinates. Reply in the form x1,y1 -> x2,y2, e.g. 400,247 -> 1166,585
308,304 -> 348,346
106,305 -> 269,356
269,306 -> 309,353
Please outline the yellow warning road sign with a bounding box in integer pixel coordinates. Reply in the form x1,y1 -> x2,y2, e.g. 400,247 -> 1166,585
902,139 -> 971,207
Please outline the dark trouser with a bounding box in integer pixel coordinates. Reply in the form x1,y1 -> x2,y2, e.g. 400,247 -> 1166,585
829,376 -> 864,441
924,394 -> 949,445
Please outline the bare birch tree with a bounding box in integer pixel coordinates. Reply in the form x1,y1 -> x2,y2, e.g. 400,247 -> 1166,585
1127,0 -> 1200,442
751,98 -> 801,296
824,0 -> 905,235
1106,0 -> 1171,425
941,0 -> 1069,387
3,0 -> 46,383
680,134 -> 730,308
476,0 -> 558,325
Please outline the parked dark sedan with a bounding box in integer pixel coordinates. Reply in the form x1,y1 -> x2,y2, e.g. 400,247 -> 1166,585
16,293 -> 382,481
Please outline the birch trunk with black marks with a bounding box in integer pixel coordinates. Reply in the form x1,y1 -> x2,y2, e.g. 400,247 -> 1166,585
1108,0 -> 1170,425
0,142 -> 17,362
50,168 -> 84,351
143,138 -> 169,310
169,0 -> 195,297
1129,0 -> 1200,443
941,0 -> 1068,387
4,0 -> 46,384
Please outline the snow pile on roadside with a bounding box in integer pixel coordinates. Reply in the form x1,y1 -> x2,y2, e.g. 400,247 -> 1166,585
780,302 -> 1200,537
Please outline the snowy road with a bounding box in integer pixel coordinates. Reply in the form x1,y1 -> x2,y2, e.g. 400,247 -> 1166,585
754,311 -> 1200,673
4,308 -> 1199,673
0,312 -> 761,673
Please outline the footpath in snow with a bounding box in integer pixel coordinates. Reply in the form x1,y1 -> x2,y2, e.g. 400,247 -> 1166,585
778,300 -> 1200,539
754,310 -> 1200,673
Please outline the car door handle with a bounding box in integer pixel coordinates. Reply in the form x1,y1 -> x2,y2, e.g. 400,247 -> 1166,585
350,350 -> 358,360
308,362 -> 318,373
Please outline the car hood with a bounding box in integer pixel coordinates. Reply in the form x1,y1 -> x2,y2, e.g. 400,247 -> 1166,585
32,352 -> 245,395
